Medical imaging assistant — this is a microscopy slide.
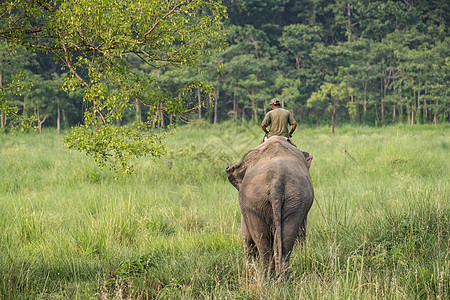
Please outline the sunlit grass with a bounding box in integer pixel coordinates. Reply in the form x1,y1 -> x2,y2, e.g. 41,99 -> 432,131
0,123 -> 448,298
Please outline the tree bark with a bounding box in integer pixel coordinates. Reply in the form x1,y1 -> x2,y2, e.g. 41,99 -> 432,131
135,98 -> 141,124
423,88 -> 427,123
407,103 -> 411,125
251,90 -> 257,124
0,68 -> 3,128
392,104 -> 396,123
213,87 -> 219,124
363,81 -> 367,112
57,96 -> 60,133
346,0 -> 352,42
417,79 -> 421,124
331,101 -> 336,136
159,103 -> 164,128
197,86 -> 201,119
433,99 -> 438,125
233,95 -> 237,121
356,98 -> 360,125
35,106 -> 47,134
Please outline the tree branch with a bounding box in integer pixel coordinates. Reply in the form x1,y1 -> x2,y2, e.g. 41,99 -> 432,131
59,31 -> 90,89
142,1 -> 185,40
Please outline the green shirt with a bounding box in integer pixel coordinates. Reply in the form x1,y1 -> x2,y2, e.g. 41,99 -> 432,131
261,108 -> 296,138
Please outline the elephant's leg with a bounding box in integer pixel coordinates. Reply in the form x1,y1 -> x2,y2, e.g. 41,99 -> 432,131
279,212 -> 304,277
243,211 -> 273,274
299,215 -> 307,240
241,215 -> 257,258
255,232 -> 273,276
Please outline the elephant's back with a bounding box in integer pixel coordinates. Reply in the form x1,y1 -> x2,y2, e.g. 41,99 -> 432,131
251,155 -> 308,179
241,155 -> 312,198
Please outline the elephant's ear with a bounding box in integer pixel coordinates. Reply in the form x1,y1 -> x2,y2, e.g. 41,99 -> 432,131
226,148 -> 260,190
226,162 -> 245,191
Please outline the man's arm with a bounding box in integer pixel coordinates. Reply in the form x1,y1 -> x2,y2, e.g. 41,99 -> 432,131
261,124 -> 269,135
289,122 -> 297,137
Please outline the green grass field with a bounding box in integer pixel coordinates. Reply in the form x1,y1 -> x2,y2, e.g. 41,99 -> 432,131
0,123 -> 449,299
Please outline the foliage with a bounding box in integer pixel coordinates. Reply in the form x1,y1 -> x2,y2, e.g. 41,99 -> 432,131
1,0 -> 449,170
0,0 -> 227,171
307,82 -> 354,135
0,71 -> 36,132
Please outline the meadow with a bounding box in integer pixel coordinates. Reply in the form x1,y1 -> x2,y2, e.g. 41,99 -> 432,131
0,123 -> 448,299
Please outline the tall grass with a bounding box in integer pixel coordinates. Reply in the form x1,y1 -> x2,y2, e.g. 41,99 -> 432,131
0,123 -> 448,299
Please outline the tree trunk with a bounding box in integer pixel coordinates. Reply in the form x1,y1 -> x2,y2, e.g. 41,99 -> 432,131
159,103 -> 164,128
346,0 -> 352,42
23,94 -> 26,116
356,99 -> 360,125
412,89 -> 416,125
0,69 -> 3,128
374,103 -> 380,124
312,0 -> 317,24
197,86 -> 201,119
233,95 -> 237,121
57,97 -> 61,133
392,104 -> 396,123
363,81 -> 367,112
213,87 -> 219,124
433,99 -> 438,125
135,98 -> 141,124
295,56 -> 300,70
381,78 -> 386,125
331,102 -> 336,136
251,90 -> 257,124
297,107 -> 303,124
407,103 -> 411,125
152,104 -> 159,128
423,88 -> 427,123
35,107 -> 46,134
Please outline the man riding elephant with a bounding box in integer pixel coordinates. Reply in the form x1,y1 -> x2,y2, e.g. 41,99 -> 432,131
261,98 -> 313,168
226,136 -> 314,278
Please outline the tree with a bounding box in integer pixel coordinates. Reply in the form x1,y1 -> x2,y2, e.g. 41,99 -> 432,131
307,82 -> 354,135
339,38 -> 379,124
0,0 -> 226,172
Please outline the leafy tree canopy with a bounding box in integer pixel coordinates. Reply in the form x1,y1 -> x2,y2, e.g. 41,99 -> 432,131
0,0 -> 227,173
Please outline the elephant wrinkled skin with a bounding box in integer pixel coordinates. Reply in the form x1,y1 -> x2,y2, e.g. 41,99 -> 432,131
226,136 -> 314,277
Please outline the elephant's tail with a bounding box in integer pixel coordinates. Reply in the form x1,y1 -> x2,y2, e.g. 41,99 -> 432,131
271,185 -> 284,276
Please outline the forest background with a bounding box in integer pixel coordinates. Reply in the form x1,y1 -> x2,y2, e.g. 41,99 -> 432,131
1,0 -> 449,134
0,1 -> 449,298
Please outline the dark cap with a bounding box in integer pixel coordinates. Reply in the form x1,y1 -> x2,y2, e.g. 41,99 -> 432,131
270,98 -> 280,106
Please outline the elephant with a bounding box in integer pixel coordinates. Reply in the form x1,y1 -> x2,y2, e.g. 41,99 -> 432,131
226,136 -> 314,277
